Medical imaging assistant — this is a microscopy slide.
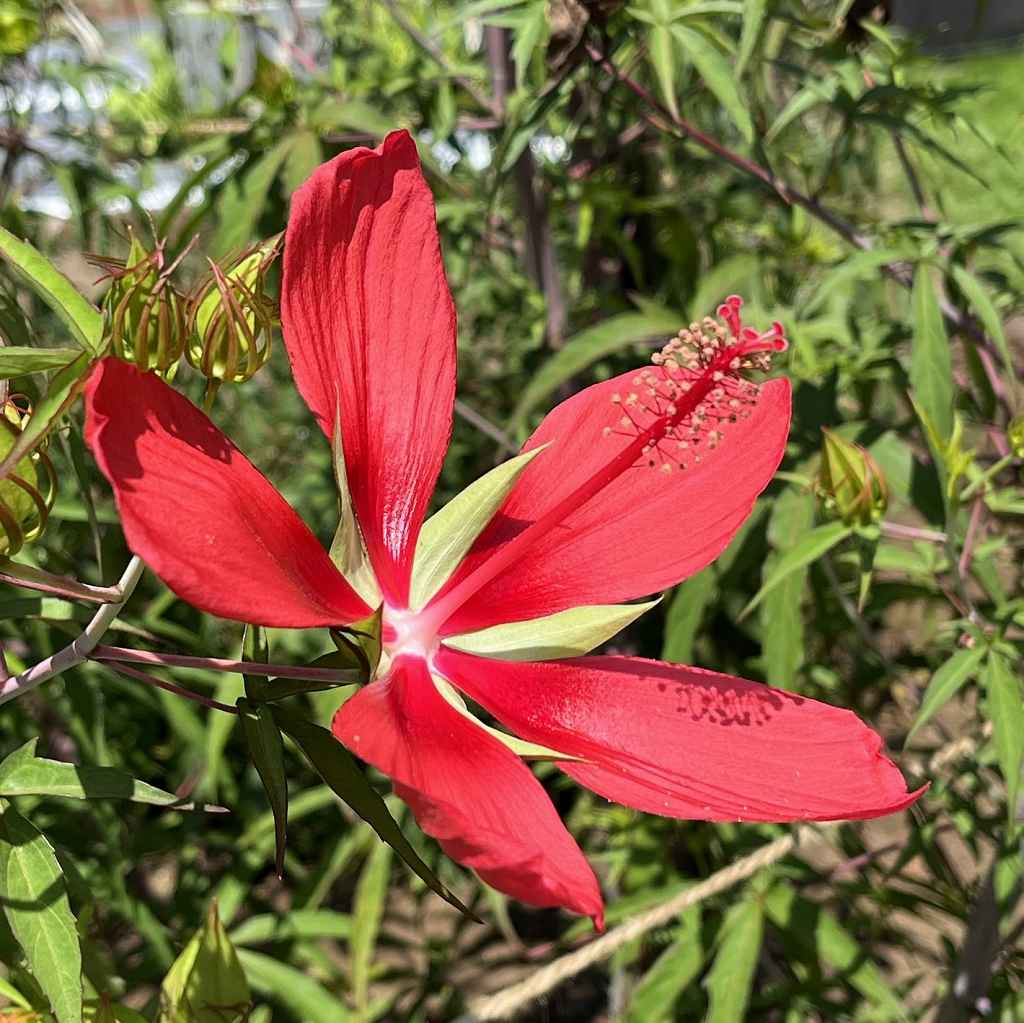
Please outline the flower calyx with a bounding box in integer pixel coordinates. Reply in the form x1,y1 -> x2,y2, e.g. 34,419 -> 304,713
816,428 -> 888,527
0,395 -> 56,557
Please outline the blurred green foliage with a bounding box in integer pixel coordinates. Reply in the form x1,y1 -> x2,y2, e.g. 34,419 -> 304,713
1,0 -> 1023,1020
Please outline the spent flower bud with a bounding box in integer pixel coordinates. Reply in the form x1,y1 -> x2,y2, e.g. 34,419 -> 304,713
186,238 -> 280,401
0,396 -> 57,557
816,428 -> 887,526
89,232 -> 188,376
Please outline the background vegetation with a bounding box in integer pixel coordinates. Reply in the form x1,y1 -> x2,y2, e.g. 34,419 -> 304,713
0,0 -> 1023,1019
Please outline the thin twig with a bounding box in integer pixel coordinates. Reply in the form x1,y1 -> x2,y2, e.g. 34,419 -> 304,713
0,556 -> 145,706
0,561 -> 124,604
454,398 -> 518,456
90,644 -> 361,685
102,661 -> 239,715
880,521 -> 948,543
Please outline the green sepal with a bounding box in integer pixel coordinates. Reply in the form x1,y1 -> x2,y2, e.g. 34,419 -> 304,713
331,605 -> 383,680
409,444 -> 549,610
444,600 -> 659,661
270,703 -> 479,920
237,698 -> 289,877
157,900 -> 251,1023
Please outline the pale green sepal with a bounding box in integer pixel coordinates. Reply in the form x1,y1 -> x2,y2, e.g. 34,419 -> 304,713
431,675 -> 578,762
409,444 -> 549,611
329,410 -> 381,607
443,600 -> 660,661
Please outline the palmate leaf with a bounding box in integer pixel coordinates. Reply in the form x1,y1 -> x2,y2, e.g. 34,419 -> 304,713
270,704 -> 477,919
0,800 -> 82,1023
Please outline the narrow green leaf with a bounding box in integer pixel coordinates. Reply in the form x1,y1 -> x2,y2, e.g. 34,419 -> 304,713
351,841 -> 391,1015
740,521 -> 854,618
661,569 -> 716,664
238,950 -> 349,1023
0,352 -> 92,481
229,909 -> 351,946
0,801 -> 82,1023
805,248 -> 907,315
985,651 -> 1024,826
623,906 -> 703,1022
907,645 -> 987,743
0,347 -> 82,379
949,264 -> 1016,397
0,739 -> 187,806
736,0 -> 767,76
0,227 -> 102,352
703,896 -> 763,1023
649,24 -> 679,119
671,25 -> 753,144
910,264 -> 955,445
270,705 -> 476,919
410,446 -> 547,610
238,701 -> 289,877
281,130 -> 323,196
510,305 -> 682,432
444,600 -> 657,660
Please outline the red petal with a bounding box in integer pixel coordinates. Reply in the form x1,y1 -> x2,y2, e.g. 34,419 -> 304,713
281,129 -> 457,607
332,654 -> 603,925
436,374 -> 790,635
85,358 -> 369,628
437,649 -> 924,823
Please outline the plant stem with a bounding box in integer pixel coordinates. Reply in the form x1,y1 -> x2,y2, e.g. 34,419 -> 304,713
0,556 -> 146,706
879,521 -> 948,543
960,453 -> 1016,501
102,661 -> 239,714
91,644 -> 361,684
0,559 -> 124,603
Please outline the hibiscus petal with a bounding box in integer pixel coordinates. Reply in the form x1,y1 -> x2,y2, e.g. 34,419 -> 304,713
281,129 -> 457,607
332,654 -> 603,925
85,358 -> 369,628
437,649 -> 923,823
436,373 -> 790,635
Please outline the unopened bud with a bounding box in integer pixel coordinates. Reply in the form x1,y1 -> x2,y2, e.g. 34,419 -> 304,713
186,239 -> 280,400
89,232 -> 187,376
0,396 -> 57,557
1008,414 -> 1024,458
816,428 -> 887,526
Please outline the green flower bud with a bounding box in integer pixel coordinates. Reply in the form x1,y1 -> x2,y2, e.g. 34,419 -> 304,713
0,396 -> 56,557
90,232 -> 187,376
186,239 -> 280,401
1008,413 -> 1024,458
816,428 -> 887,526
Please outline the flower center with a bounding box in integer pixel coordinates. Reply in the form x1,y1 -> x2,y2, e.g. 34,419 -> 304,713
381,606 -> 438,672
419,296 -> 786,635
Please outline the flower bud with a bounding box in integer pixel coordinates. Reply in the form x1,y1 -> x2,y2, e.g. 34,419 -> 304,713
0,396 -> 56,557
816,428 -> 887,526
90,232 -> 187,376
186,239 -> 280,399
1008,413 -> 1024,459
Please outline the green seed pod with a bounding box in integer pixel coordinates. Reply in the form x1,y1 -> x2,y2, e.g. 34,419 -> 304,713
91,233 -> 187,376
0,397 -> 57,557
1008,413 -> 1024,459
186,238 -> 280,401
816,428 -> 888,527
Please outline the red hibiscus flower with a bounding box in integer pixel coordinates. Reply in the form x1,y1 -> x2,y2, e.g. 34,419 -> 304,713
85,129 -> 921,929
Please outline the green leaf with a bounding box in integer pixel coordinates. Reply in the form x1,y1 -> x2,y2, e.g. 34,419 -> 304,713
0,347 -> 83,379
510,305 -> 682,432
740,521 -> 854,619
907,645 -> 987,743
661,568 -> 716,663
238,700 -> 289,877
0,800 -> 82,1023
270,705 -> 476,918
0,228 -> 102,352
0,738 -> 188,806
703,895 -> 763,1023
985,651 -> 1024,827
649,23 -> 680,120
444,600 -> 658,660
0,351 -> 93,481
238,950 -> 349,1023
671,25 -> 753,144
229,909 -> 351,946
410,446 -> 547,610
623,906 -> 703,1022
949,264 -> 1017,398
735,0 -> 767,76
158,901 -> 250,1023
281,130 -> 323,196
910,264 -> 955,445
351,841 -> 391,1016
